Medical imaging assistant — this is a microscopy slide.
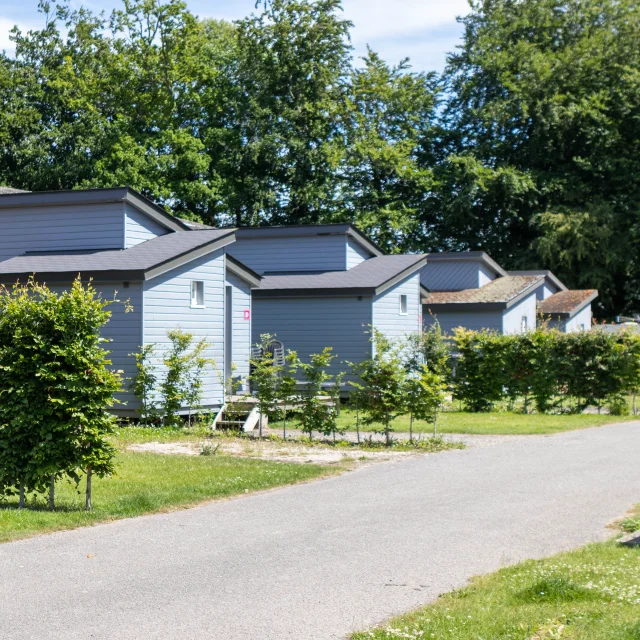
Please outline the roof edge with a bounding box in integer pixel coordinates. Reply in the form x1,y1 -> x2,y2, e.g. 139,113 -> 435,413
144,231 -> 236,281
0,187 -> 191,233
374,255 -> 427,296
226,254 -> 262,288
509,270 -> 568,292
426,251 -> 508,277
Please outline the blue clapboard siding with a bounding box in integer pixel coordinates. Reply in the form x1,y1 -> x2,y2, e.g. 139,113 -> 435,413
48,282 -> 143,412
372,274 -> 422,342
229,235 -> 348,274
563,305 -> 592,333
225,270 -> 252,392
424,309 -> 504,335
252,296 -> 372,377
421,261 -> 490,291
346,237 -> 372,269
143,249 -> 226,408
0,202 -> 125,258
503,292 -> 537,334
124,203 -> 168,248
479,263 -> 498,287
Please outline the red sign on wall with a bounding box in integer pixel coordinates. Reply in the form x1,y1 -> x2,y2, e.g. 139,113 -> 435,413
244,309 -> 251,321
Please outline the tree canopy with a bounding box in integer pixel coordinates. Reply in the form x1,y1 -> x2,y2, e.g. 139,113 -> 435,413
2,0 -> 640,315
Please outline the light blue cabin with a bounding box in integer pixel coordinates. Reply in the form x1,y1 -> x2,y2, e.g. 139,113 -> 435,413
228,225 -> 427,380
0,188 -> 260,415
422,254 -> 598,335
422,252 -> 543,335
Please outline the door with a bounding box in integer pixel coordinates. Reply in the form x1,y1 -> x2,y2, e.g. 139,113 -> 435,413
225,285 -> 233,384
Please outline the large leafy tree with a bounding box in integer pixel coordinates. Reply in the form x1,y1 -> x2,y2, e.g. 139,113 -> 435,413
335,50 -> 439,253
437,0 -> 640,315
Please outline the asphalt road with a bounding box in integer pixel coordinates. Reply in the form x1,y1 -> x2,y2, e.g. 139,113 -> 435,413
1,422 -> 640,640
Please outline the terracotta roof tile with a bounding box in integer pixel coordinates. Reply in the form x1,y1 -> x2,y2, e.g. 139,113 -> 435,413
538,289 -> 598,315
422,275 -> 543,305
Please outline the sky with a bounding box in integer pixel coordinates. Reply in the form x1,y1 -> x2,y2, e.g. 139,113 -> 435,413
0,0 -> 470,73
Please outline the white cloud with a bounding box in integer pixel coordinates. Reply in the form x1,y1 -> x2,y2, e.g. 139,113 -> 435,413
0,18 -> 17,54
342,0 -> 469,42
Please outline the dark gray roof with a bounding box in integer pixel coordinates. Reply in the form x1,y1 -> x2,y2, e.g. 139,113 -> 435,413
179,218 -> 215,230
0,229 -> 235,282
235,223 -> 385,258
508,269 -> 567,292
253,254 -> 426,297
426,251 -> 508,278
0,187 -> 27,195
0,187 -> 190,232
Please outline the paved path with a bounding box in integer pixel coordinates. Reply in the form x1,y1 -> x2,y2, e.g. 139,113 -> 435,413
1,422 -> 640,640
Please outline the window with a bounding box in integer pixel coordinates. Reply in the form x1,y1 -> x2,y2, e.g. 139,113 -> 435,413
578,323 -> 585,331
191,281 -> 204,308
399,294 -> 408,315
521,316 -> 528,331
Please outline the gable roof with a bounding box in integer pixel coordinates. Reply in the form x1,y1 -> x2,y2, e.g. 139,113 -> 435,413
253,254 -> 426,297
423,275 -> 544,311
235,223 -> 385,258
0,229 -> 235,282
508,270 -> 567,292
538,289 -> 598,317
425,251 -> 508,278
226,254 -> 262,288
0,187 -> 190,233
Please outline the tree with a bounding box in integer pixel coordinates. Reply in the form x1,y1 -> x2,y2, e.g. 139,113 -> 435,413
249,334 -> 283,436
335,50 -> 439,252
404,366 -> 447,441
130,345 -> 158,425
0,278 -> 120,510
349,329 -> 406,446
159,329 -> 213,426
436,0 -> 640,316
298,347 -> 343,439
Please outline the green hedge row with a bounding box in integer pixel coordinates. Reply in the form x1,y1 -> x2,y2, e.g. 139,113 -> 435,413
451,328 -> 640,413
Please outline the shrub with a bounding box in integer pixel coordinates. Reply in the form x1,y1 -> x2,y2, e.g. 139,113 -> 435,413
349,329 -> 406,445
0,278 -> 121,510
299,347 -> 344,439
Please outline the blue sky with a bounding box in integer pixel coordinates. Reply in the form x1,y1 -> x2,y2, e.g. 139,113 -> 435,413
0,0 -> 470,73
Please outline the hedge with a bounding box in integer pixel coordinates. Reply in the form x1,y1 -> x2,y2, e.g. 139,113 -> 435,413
452,327 -> 640,413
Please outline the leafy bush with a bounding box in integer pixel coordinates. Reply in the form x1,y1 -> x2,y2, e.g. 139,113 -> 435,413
451,326 -> 640,414
0,278 -> 121,510
349,330 -> 407,445
299,347 -> 344,440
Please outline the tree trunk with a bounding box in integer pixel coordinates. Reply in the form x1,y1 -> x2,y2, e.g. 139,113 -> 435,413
19,481 -> 25,509
409,413 -> 413,444
85,467 -> 93,511
259,412 -> 263,438
356,399 -> 360,444
49,475 -> 55,511
283,407 -> 287,440
385,410 -> 390,447
433,410 -> 438,439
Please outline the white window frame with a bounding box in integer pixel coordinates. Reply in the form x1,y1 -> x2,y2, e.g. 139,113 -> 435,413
399,294 -> 408,315
191,280 -> 205,308
521,315 -> 528,331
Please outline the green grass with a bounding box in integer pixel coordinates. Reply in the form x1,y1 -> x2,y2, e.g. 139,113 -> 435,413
0,451 -> 336,544
273,408 -> 637,436
352,537 -> 640,640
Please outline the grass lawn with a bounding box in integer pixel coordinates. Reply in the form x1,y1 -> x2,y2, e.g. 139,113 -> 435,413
353,523 -> 640,640
274,408 -> 638,436
0,449 -> 337,544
